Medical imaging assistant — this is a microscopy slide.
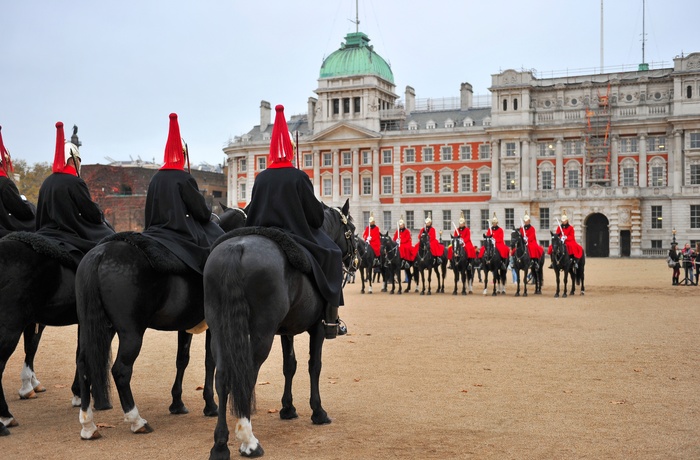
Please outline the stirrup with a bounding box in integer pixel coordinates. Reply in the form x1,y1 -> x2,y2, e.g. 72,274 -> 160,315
337,318 -> 347,336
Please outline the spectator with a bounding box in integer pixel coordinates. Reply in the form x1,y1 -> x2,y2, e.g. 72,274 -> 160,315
681,242 -> 695,285
669,242 -> 680,285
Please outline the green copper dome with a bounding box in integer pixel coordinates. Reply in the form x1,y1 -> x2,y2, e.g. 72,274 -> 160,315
319,32 -> 394,83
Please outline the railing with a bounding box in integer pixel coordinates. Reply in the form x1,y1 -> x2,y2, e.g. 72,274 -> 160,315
641,248 -> 668,257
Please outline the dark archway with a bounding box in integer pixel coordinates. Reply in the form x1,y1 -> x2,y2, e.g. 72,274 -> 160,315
620,230 -> 631,257
585,213 -> 609,257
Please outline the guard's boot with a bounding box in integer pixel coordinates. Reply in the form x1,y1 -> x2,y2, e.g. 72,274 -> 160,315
337,318 -> 347,336
548,263 -> 553,269
436,257 -> 442,266
323,305 -> 339,340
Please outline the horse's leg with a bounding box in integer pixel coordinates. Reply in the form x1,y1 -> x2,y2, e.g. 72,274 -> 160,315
427,266 -> 433,295
0,325 -> 23,435
492,269 -> 498,296
210,363 -> 232,460
18,324 -> 44,399
71,331 -> 81,407
202,330 -> 218,416
563,268 -> 569,298
396,266 -> 402,295
279,335 -> 298,420
452,267 -> 459,295
483,268 -> 489,295
308,323 -> 331,425
78,343 -> 100,440
111,332 -> 152,434
515,269 -> 521,297
169,331 -> 192,415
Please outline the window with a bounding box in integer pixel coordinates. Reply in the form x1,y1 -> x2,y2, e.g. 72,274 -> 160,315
343,98 -> 350,114
691,205 -> 700,229
513,98 -> 518,110
505,171 -> 516,190
480,209 -> 490,231
322,178 -> 332,196
460,173 -> 471,193
619,137 -> 638,153
383,211 -> 392,230
354,97 -> 361,113
651,240 -> 662,249
405,175 -> 415,194
691,164 -> 700,185
505,142 -> 516,157
540,207 -> 550,232
362,177 -> 371,195
342,151 -> 351,166
406,211 -> 415,230
687,85 -> 693,99
647,136 -> 667,152
405,148 -> 416,162
342,177 -> 352,195
332,99 -> 339,115
382,149 -> 392,164
460,145 -> 471,161
564,140 -> 583,156
382,176 -> 392,195
238,158 -> 247,172
567,169 -> 580,188
651,165 -> 665,187
538,142 -> 556,157
479,143 -> 490,159
423,147 -> 434,162
503,99 -> 508,111
651,205 -> 663,229
303,154 -> 312,168
212,190 -> 222,198
322,153 -> 332,167
541,170 -> 553,190
462,210 -> 471,228
622,167 -> 636,186
442,210 -> 451,232
441,173 -> 453,193
239,183 -> 246,200
479,172 -> 490,192
257,157 -> 266,171
362,151 -> 371,165
505,208 -> 514,230
690,133 -> 700,149
422,174 -> 434,193
441,146 -> 452,161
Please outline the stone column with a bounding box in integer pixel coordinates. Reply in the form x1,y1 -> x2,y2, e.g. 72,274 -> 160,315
491,140 -> 500,199
372,148 -> 380,201
352,149 -> 360,203
313,149 -> 320,196
638,133 -> 647,187
555,138 -> 564,189
332,149 -> 339,204
521,139 -> 530,199
673,130 -> 682,194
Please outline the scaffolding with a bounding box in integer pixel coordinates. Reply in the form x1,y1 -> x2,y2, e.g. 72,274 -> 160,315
584,84 -> 612,186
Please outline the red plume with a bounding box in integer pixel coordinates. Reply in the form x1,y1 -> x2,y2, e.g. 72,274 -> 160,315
53,122 -> 66,173
161,113 -> 185,170
267,105 -> 293,167
0,126 -> 13,175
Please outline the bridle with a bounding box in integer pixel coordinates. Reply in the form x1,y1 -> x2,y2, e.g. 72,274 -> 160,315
332,207 -> 356,272
511,232 -> 529,267
551,235 -> 569,270
381,236 -> 400,267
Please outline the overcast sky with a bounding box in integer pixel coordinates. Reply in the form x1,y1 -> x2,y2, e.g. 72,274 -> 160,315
2,0 -> 696,168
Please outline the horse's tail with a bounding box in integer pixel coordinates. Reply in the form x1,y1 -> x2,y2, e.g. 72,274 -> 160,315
204,243 -> 255,419
76,249 -> 112,407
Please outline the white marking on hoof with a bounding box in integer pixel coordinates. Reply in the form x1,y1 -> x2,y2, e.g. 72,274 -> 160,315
124,407 -> 148,433
235,417 -> 261,456
30,373 -> 45,392
19,364 -> 36,399
483,289 -> 488,295
1,416 -> 17,428
79,408 -> 99,439
72,395 -> 82,407
368,286 -> 373,293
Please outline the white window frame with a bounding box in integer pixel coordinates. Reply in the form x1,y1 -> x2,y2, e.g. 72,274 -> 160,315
381,176 -> 392,195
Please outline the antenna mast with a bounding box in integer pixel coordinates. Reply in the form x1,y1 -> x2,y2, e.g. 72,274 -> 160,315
600,0 -> 604,72
641,0 -> 646,64
355,0 -> 359,32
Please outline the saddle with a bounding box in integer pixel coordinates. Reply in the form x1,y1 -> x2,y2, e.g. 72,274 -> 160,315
99,232 -> 190,274
3,231 -> 76,269
213,227 -> 312,274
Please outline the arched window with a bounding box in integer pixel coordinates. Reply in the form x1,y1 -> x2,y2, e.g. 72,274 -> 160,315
502,99 -> 508,111
688,85 -> 693,99
513,98 -> 518,110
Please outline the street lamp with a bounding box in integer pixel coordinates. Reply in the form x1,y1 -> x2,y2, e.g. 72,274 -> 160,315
672,227 -> 677,245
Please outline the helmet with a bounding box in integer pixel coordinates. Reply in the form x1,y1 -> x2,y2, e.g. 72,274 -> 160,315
458,211 -> 465,225
491,212 -> 498,225
161,113 -> 186,170
369,212 -> 375,224
523,212 -> 530,223
425,212 -> 432,225
268,105 -> 294,165
561,211 -> 569,223
398,215 -> 405,226
64,141 -> 81,164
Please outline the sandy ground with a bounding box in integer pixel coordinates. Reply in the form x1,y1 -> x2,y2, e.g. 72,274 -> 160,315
2,258 -> 699,459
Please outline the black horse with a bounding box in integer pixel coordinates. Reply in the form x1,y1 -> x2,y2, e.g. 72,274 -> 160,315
413,231 -> 446,295
481,237 -> 508,296
353,234 -> 375,294
203,200 -> 355,459
450,235 -> 473,295
549,232 -> 586,298
76,207 -> 246,440
379,232 -> 403,295
0,232 -> 83,437
510,230 -> 544,297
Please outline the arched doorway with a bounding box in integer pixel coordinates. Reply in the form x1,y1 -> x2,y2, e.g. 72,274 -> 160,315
585,213 -> 609,257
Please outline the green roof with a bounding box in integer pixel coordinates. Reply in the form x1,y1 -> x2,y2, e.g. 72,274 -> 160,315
319,32 -> 394,83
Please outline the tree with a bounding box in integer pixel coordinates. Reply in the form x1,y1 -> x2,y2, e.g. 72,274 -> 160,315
11,160 -> 52,205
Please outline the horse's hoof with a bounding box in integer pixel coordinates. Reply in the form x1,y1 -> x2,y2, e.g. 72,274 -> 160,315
134,423 -> 153,434
81,430 -> 102,440
19,390 -> 36,400
452,291 -> 457,295
311,411 -> 332,425
397,290 -> 402,295
381,288 -> 387,293
0,426 -> 10,436
581,291 -> 585,296
361,290 -> 365,294
492,292 -> 497,297
279,407 -> 299,420
6,418 -> 19,428
554,293 -> 559,298
203,405 -> 218,417
523,293 -> 528,297
515,292 -> 520,297
427,291 -> 432,296
169,403 -> 189,415
563,293 -> 568,298
33,384 -> 46,393
240,444 -> 265,458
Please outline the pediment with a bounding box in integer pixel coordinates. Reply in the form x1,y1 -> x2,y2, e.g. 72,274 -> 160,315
310,122 -> 381,142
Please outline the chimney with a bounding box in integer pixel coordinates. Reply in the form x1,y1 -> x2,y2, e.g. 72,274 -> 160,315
260,100 -> 271,132
308,97 -> 317,132
460,82 -> 473,110
405,86 -> 416,113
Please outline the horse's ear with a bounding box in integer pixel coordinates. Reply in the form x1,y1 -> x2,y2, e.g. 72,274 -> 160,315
220,202 -> 229,211
341,198 -> 350,216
